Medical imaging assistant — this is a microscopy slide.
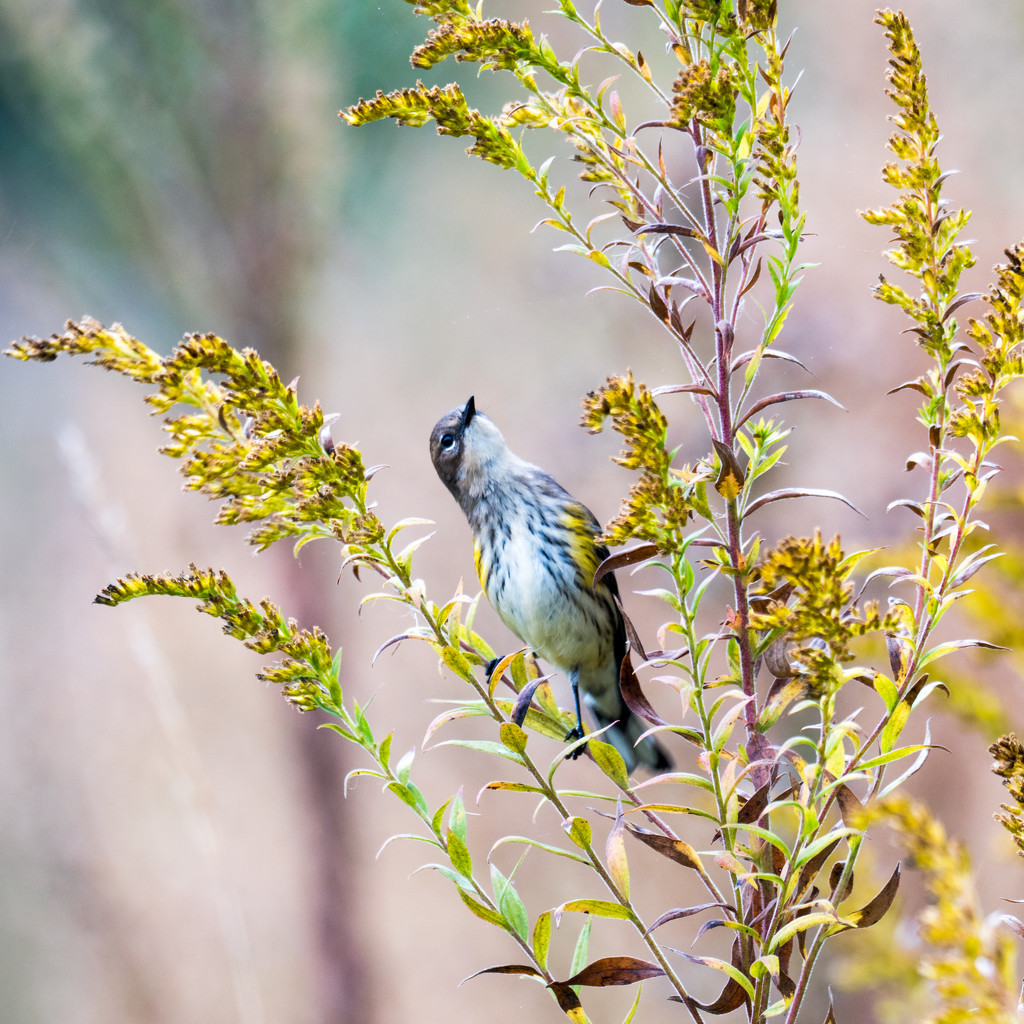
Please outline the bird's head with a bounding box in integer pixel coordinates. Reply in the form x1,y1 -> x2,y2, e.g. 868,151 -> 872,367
429,396 -> 509,510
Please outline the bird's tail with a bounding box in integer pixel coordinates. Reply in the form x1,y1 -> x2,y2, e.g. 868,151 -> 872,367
587,697 -> 671,773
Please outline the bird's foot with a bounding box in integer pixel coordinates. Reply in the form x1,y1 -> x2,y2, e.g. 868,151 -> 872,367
564,725 -> 587,760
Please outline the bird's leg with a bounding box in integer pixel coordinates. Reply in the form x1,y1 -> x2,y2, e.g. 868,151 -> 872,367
564,668 -> 587,760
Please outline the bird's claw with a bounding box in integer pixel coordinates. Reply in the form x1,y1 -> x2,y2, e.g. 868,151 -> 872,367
564,725 -> 587,760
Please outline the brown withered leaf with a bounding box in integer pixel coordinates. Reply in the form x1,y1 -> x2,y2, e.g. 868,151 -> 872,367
667,951 -> 751,1014
744,487 -> 865,520
770,842 -> 787,878
694,919 -> 728,942
651,382 -> 719,399
797,839 -> 840,899
461,964 -> 544,985
829,860 -> 854,902
620,608 -> 648,663
511,676 -> 546,727
619,653 -> 668,726
835,784 -> 864,827
887,376 -> 929,397
562,956 -> 665,987
547,982 -> 584,1017
594,544 -> 659,587
822,992 -> 838,1023
762,638 -> 798,679
734,389 -> 845,431
649,282 -> 670,324
758,676 -> 808,731
713,439 -> 745,499
646,902 -> 736,933
941,291 -> 983,321
736,781 -> 771,825
626,826 -> 704,871
848,863 -> 901,928
777,940 -> 796,998
886,632 -> 911,682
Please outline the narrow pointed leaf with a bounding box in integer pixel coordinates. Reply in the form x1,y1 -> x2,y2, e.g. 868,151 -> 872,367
744,487 -> 865,519
533,911 -> 553,971
459,890 -> 508,929
557,899 -> 633,921
595,544 -> 659,586
606,804 -> 630,899
647,902 -> 736,933
479,780 -> 546,799
666,950 -> 756,1000
619,653 -> 668,726
490,835 -> 589,866
735,389 -> 845,430
461,964 -> 544,986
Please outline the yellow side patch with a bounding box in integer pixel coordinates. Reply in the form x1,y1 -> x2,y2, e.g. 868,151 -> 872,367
473,539 -> 489,590
561,504 -> 600,587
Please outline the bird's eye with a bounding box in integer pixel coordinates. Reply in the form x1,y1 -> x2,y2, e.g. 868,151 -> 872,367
440,433 -> 455,451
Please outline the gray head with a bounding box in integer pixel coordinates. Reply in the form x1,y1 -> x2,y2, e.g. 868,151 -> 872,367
429,396 -> 513,513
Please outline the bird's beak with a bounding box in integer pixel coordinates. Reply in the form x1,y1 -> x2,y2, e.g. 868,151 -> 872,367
462,395 -> 476,427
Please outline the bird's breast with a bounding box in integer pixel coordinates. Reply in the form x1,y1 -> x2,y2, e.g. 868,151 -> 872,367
476,513 -> 613,673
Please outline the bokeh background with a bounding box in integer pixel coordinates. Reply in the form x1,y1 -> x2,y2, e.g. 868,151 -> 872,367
2,1 -> 1024,1021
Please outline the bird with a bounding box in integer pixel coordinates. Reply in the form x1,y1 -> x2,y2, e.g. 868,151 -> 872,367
429,395 -> 670,772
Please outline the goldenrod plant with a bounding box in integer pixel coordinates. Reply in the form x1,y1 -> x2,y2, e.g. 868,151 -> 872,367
7,4 -> 1024,1022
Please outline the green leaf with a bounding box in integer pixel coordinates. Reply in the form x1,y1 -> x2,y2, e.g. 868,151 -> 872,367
432,739 -> 526,763
459,890 -> 508,930
768,910 -> 848,951
570,917 -> 592,987
564,816 -> 593,850
385,780 -> 429,816
872,673 -> 900,714
668,951 -> 756,1000
441,645 -> 476,682
343,767 -> 385,795
750,954 -> 780,984
447,829 -> 473,877
449,788 -> 467,843
378,731 -> 393,769
490,836 -> 589,865
500,722 -> 529,753
879,700 -> 911,754
917,638 -> 1007,669
557,899 -> 633,921
590,740 -> 629,788
620,983 -> 643,1024
431,795 -> 453,836
478,780 -> 548,798
395,747 -> 415,785
491,863 -> 529,942
533,910 -> 553,971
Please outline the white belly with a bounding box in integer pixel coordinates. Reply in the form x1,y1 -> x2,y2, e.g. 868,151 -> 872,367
486,525 -> 611,673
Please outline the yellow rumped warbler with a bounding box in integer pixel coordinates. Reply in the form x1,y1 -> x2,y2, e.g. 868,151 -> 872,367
429,396 -> 670,772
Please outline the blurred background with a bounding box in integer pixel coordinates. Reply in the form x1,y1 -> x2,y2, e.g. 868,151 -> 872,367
1,1 -> 1023,1021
